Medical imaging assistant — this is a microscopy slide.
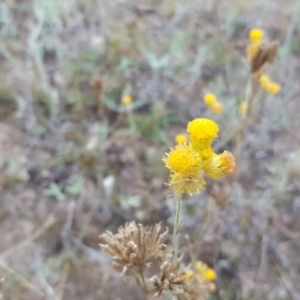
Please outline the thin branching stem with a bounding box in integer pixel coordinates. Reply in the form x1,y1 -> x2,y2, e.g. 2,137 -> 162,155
172,194 -> 182,261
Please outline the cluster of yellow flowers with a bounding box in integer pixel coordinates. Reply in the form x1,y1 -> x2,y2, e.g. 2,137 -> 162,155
183,261 -> 217,292
163,118 -> 235,197
203,93 -> 223,114
247,28 -> 280,95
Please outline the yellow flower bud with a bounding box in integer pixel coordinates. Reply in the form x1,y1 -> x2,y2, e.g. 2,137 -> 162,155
204,93 -> 217,105
175,134 -> 187,144
210,102 -> 223,114
249,28 -> 264,43
122,95 -> 132,105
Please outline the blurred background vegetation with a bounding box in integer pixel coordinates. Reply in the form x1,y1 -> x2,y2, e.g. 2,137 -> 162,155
0,0 -> 300,299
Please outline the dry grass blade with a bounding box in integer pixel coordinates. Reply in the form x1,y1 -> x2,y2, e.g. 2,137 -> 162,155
0,214 -> 56,260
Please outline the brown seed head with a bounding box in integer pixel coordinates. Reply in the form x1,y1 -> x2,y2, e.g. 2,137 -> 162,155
149,259 -> 210,300
251,41 -> 279,73
100,221 -> 170,275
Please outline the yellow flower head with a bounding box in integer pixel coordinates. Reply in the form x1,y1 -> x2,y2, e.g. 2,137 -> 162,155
195,261 -> 217,282
163,144 -> 202,176
168,172 -> 206,197
249,28 -> 264,43
203,150 -> 236,179
187,118 -> 219,141
239,101 -> 248,116
122,95 -> 132,105
204,93 -> 217,105
210,102 -> 223,114
175,134 -> 187,144
187,118 -> 219,154
183,261 -> 217,285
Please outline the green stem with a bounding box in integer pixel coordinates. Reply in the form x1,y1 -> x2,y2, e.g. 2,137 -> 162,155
127,106 -> 137,134
172,194 -> 182,261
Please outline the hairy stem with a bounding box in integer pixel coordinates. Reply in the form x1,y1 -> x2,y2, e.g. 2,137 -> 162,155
172,194 -> 182,261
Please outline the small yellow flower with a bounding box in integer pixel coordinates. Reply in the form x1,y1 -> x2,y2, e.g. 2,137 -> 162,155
187,118 -> 219,156
204,93 -> 217,105
204,268 -> 217,281
203,150 -> 236,179
239,101 -> 248,116
195,261 -> 217,281
163,144 -> 202,176
258,74 -> 280,94
122,95 -> 132,105
168,172 -> 206,197
184,261 -> 217,284
203,93 -> 223,114
267,82 -> 281,94
249,28 -> 264,43
210,102 -> 223,114
259,74 -> 271,85
175,134 -> 187,144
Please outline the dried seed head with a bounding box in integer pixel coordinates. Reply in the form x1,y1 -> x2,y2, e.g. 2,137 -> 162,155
100,221 -> 170,275
251,41 -> 279,73
150,259 -> 187,297
150,259 -> 210,300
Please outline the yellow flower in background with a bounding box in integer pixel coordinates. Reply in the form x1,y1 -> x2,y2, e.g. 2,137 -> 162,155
203,150 -> 236,179
258,74 -> 271,86
210,102 -> 223,114
163,144 -> 202,176
122,95 -> 132,105
168,172 -> 206,197
175,134 -> 187,144
195,261 -> 217,282
204,94 -> 223,114
183,261 -> 217,292
249,28 -> 264,43
268,82 -> 280,94
239,101 -> 248,117
247,28 -> 264,61
258,74 -> 281,95
204,93 -> 217,105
